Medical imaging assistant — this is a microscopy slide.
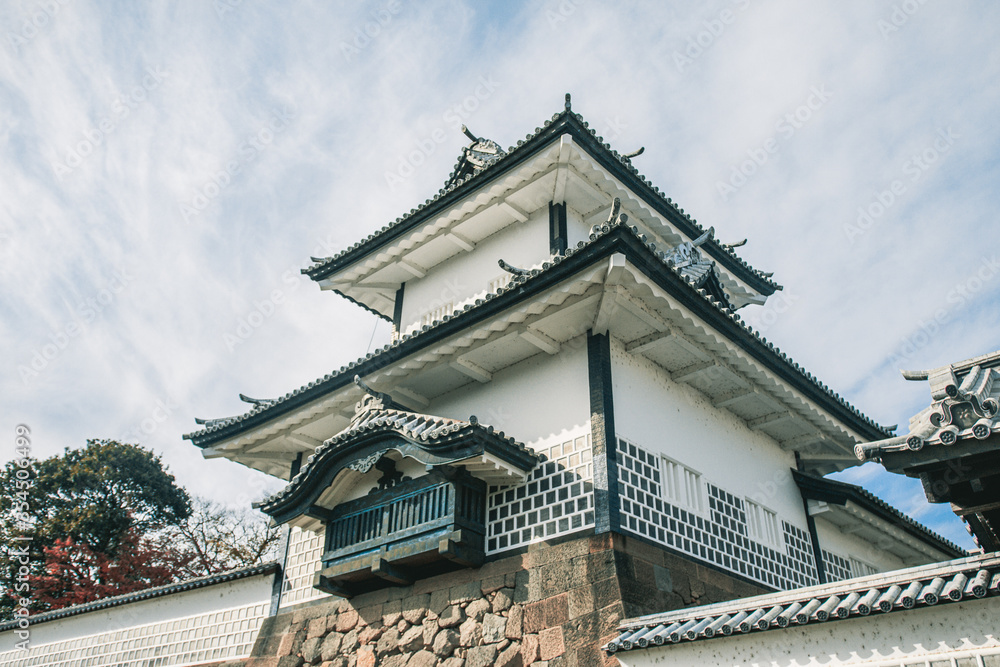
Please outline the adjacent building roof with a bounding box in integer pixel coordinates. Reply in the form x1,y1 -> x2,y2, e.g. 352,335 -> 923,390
185,218 -> 894,454
0,562 -> 279,631
303,94 -> 781,297
793,469 -> 967,559
856,351 -> 1000,461
605,552 -> 1000,653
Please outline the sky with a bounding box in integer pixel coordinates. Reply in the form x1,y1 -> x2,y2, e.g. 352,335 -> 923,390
1,1 -> 998,550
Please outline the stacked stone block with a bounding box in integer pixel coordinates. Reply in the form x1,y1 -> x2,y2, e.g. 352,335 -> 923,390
238,533 -> 764,667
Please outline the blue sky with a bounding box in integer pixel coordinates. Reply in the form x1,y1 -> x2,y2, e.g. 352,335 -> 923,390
2,1 -> 998,550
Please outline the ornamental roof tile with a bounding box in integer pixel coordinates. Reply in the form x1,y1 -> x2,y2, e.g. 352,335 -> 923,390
856,352 -> 1000,461
185,218 -> 892,447
605,552 -> 1000,654
303,94 -> 781,295
257,391 -> 535,514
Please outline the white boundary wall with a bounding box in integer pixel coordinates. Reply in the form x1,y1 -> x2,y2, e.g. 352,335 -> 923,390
0,571 -> 275,667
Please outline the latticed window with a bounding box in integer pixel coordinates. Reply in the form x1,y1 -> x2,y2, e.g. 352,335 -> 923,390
746,499 -> 780,546
661,456 -> 704,514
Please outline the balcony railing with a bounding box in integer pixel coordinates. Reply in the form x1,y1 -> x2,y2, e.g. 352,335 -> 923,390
316,472 -> 486,595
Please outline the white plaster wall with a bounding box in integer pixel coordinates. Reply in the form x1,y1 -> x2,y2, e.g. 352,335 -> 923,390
610,338 -> 807,529
615,596 -> 1000,667
400,207 -> 549,334
0,572 -> 274,652
565,205 -> 591,250
430,333 -> 591,451
814,515 -> 909,574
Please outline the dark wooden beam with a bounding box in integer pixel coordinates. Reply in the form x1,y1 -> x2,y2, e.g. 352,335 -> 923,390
588,331 -> 620,534
549,201 -> 568,255
371,556 -> 413,585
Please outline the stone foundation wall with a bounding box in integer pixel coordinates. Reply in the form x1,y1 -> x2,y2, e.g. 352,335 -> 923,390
239,533 -> 767,667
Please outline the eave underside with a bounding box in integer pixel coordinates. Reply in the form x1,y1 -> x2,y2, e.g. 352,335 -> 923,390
195,235 -> 879,480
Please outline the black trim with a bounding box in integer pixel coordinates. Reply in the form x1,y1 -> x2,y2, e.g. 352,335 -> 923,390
188,225 -> 886,449
289,452 -> 303,479
549,201 -> 568,256
796,453 -> 827,583
792,469 -> 966,557
589,332 -> 620,534
392,284 -> 405,337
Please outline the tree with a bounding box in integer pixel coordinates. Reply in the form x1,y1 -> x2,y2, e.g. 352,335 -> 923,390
29,439 -> 191,554
165,499 -> 282,578
29,528 -> 189,610
1,439 -> 282,616
0,439 -> 192,615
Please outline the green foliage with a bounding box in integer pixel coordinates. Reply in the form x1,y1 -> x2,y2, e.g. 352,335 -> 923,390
0,439 -> 192,616
29,439 -> 192,554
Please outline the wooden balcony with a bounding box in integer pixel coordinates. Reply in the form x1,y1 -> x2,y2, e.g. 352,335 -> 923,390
313,471 -> 486,597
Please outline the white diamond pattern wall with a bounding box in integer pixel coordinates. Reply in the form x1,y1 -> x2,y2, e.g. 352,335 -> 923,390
486,434 -> 594,554
616,438 -> 819,590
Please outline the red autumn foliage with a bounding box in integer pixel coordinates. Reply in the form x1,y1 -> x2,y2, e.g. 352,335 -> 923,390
27,528 -> 192,611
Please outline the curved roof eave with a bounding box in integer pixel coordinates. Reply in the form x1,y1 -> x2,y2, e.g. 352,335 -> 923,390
303,105 -> 780,296
185,222 -> 891,452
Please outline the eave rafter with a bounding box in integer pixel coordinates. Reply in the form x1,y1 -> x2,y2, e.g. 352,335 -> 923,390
614,265 -> 862,468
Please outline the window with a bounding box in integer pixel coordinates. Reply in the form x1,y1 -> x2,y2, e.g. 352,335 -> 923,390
850,557 -> 878,578
661,456 -> 705,514
745,499 -> 780,546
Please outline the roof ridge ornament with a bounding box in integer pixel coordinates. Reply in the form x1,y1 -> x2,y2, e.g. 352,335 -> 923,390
622,147 -> 644,160
352,375 -> 394,423
498,258 -> 528,276
858,363 -> 1000,460
565,92 -> 572,111
662,227 -> 714,269
444,126 -> 506,188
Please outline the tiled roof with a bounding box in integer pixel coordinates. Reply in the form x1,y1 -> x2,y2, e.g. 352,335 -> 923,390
185,218 -> 893,447
605,552 -> 1000,653
856,353 -> 1000,461
0,562 -> 279,631
257,396 -> 535,513
793,470 -> 967,557
302,94 -> 781,295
